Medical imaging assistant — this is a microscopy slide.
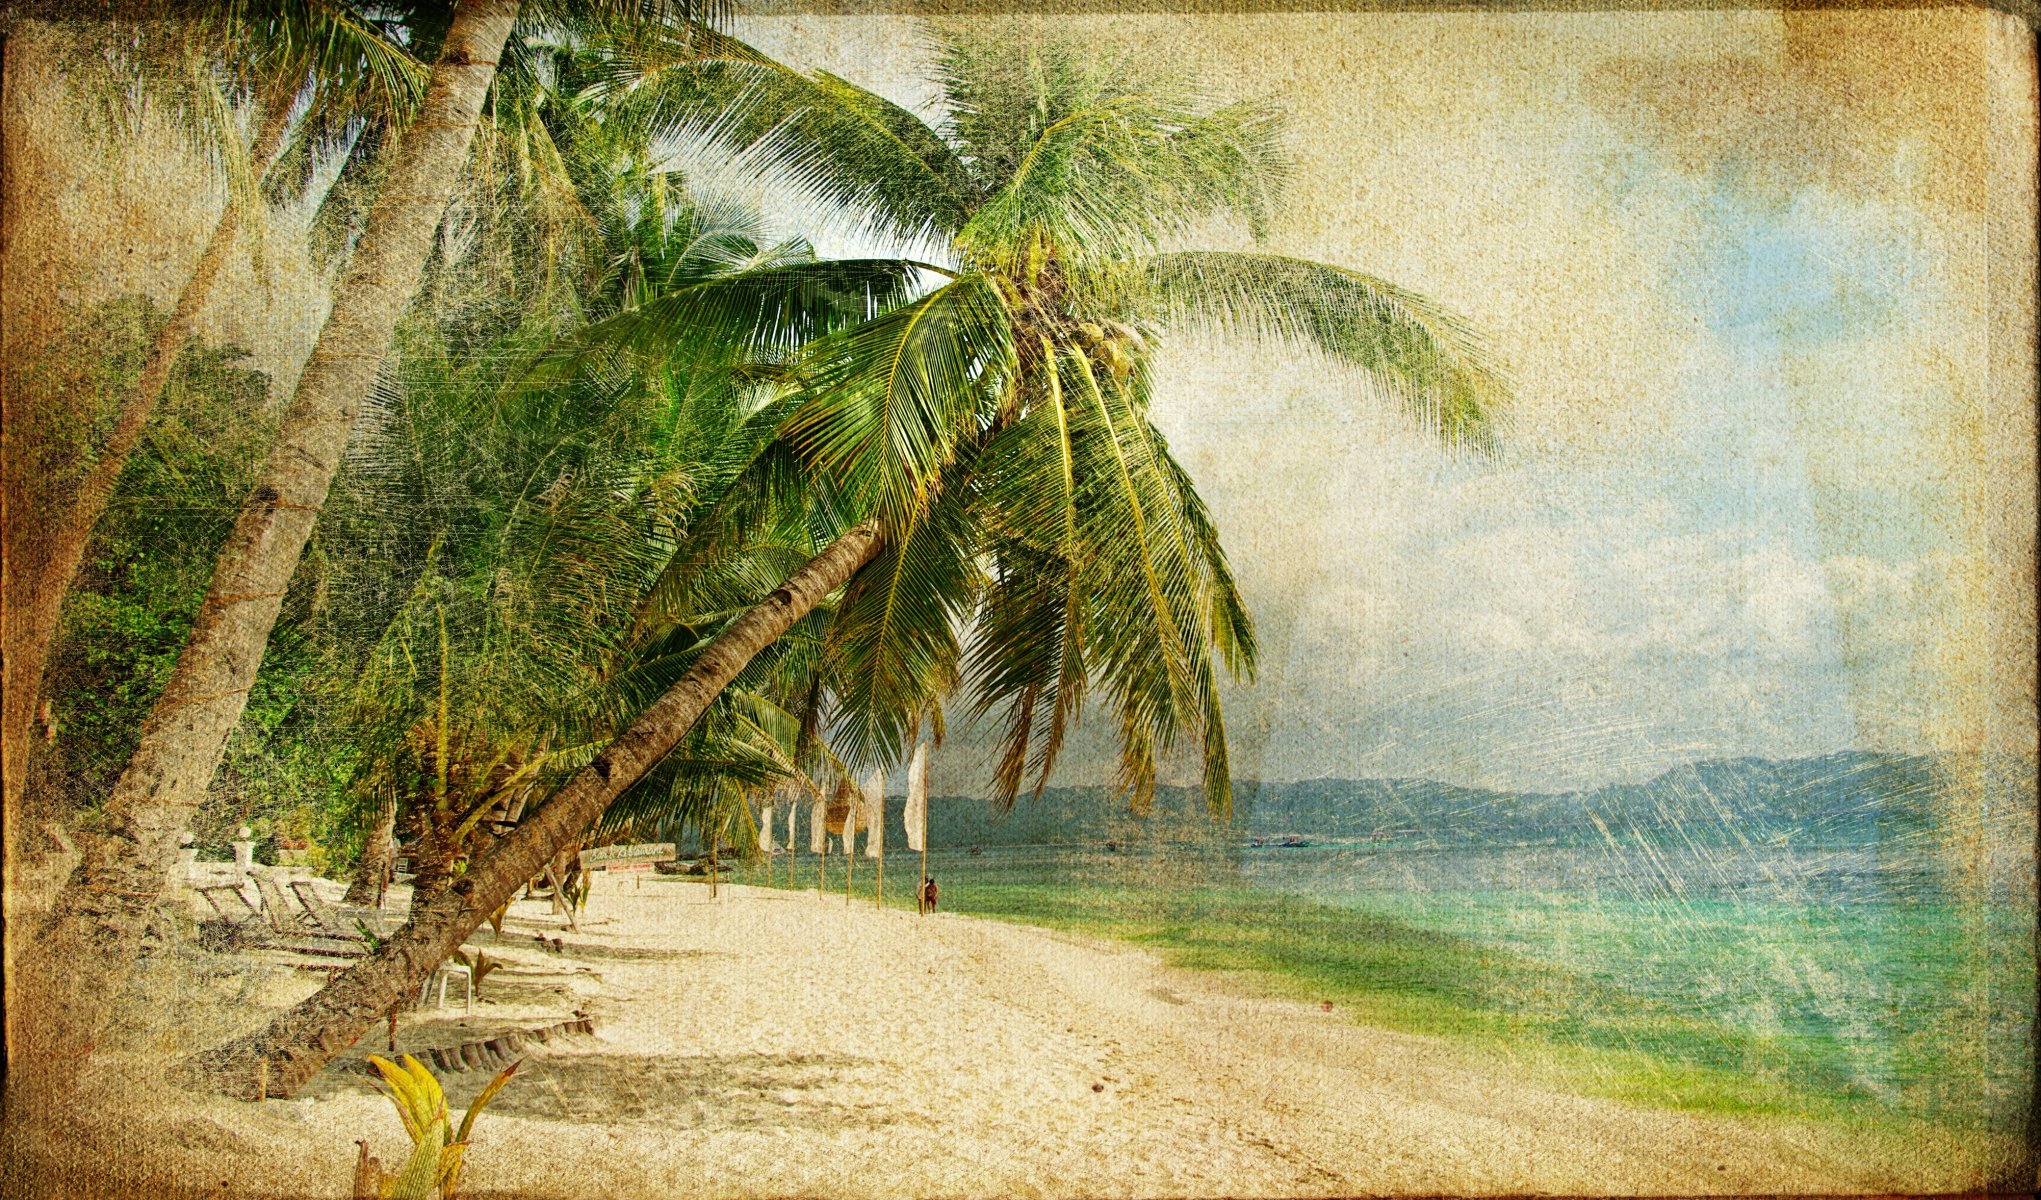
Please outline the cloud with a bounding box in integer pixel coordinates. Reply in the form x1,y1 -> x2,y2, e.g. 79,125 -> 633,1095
1582,8 -> 1996,219
727,12 -> 2028,792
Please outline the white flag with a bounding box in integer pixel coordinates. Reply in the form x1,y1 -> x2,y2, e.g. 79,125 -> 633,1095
757,802 -> 775,854
784,802 -> 799,854
841,795 -> 858,858
863,769 -> 885,858
810,800 -> 826,853
905,739 -> 929,852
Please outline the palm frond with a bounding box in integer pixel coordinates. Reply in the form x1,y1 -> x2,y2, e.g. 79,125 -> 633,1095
1133,251 -> 1510,452
557,258 -> 930,376
824,460 -> 984,771
957,96 -> 1283,273
608,37 -> 976,248
932,26 -> 1283,271
779,271 -> 1018,530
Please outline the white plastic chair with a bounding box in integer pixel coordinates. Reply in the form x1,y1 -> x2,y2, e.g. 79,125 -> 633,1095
418,961 -> 473,1012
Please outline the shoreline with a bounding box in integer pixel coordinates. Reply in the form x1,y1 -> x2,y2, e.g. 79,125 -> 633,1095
9,876 -> 2015,1198
733,848 -> 2027,1134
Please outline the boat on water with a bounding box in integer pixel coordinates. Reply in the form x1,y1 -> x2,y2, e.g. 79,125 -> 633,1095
1277,836 -> 1310,849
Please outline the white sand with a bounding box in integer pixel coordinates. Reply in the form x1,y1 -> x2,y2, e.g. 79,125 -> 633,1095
9,874 -> 2006,1197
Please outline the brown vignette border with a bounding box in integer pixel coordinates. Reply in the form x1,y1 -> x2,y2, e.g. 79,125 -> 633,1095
0,1 -> 2033,1197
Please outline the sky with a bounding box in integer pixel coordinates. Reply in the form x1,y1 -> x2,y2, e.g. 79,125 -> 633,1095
722,8 -> 2036,792
7,8 -> 2032,796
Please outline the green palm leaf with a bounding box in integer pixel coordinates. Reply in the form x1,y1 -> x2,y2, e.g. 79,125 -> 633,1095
606,39 -> 976,247
957,96 -> 1284,273
967,532 -> 1089,808
562,259 -> 931,374
825,460 -> 985,771
779,272 -> 1018,529
1134,251 -> 1509,452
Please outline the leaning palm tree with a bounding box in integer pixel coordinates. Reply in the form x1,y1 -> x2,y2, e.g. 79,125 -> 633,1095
190,26 -> 1508,1097
10,0 -> 521,1106
0,0 -> 423,870
14,1 -> 760,1105
317,31 -> 904,909
317,211 -> 855,914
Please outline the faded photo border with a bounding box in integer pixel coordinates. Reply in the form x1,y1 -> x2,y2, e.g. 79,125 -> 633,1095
3,0 -> 2036,1196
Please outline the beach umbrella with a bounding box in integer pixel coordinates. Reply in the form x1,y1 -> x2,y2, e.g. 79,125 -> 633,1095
905,740 -> 929,854
862,769 -> 885,908
833,781 -> 858,904
863,770 -> 885,859
775,800 -> 791,885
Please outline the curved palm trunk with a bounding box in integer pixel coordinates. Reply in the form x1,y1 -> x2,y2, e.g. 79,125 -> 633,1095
342,798 -> 398,907
1,98 -> 294,840
405,805 -> 465,908
185,520 -> 881,1097
10,0 -> 519,1102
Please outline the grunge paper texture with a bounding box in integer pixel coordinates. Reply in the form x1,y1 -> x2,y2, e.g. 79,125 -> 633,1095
2,3 -> 2035,1197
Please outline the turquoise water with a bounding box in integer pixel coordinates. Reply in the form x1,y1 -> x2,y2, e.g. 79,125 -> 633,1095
752,835 -> 2032,1131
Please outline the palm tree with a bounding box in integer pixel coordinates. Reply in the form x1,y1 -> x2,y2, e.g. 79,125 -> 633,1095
10,0 -> 522,1106
0,0 -> 423,882
317,199 -> 859,913
13,1 -> 777,1105
324,26 -> 906,912
188,26 -> 1509,1097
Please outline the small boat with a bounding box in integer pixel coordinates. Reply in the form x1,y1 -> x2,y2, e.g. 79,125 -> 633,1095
1247,837 -> 1265,848
1277,836 -> 1310,849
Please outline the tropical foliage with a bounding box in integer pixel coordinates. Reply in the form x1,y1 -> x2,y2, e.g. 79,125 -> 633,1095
265,24 -> 900,891
11,7 -> 1509,1105
591,27 -> 1507,814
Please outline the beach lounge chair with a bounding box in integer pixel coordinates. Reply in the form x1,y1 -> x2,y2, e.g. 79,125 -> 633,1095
249,924 -> 370,960
234,874 -> 371,960
196,883 -> 261,924
252,875 -> 322,936
198,906 -> 365,960
289,879 -> 387,939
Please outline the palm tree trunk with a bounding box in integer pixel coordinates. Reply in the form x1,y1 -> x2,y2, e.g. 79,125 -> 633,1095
343,797 -> 398,906
10,0 -> 519,1102
407,812 -> 461,908
1,89 -> 293,886
184,520 -> 882,1097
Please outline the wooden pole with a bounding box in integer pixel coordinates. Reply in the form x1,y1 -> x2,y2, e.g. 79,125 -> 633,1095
845,825 -> 854,907
544,862 -> 580,933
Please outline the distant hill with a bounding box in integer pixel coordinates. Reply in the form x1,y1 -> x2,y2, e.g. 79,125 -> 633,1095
915,751 -> 2034,851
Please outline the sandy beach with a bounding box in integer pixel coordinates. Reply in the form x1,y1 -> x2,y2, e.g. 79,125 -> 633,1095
12,872 -> 1995,1198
